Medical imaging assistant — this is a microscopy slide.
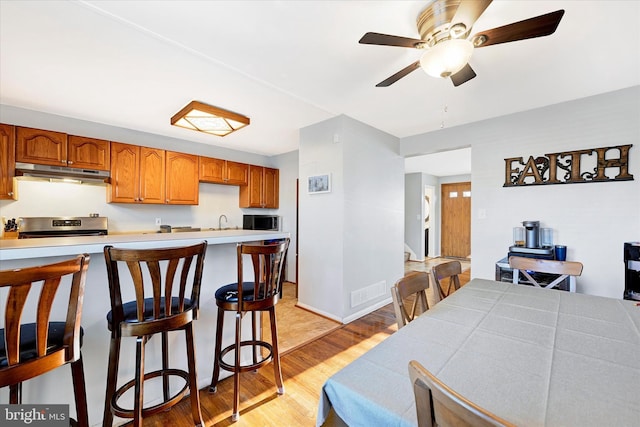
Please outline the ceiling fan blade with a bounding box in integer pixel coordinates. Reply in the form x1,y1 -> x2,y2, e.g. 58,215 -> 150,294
472,9 -> 565,47
450,63 -> 477,87
359,32 -> 426,49
451,0 -> 492,33
376,61 -> 421,87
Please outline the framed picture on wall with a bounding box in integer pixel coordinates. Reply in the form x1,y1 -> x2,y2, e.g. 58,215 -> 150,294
307,173 -> 331,194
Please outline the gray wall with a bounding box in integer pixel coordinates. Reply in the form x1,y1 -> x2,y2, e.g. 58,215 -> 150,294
298,115 -> 404,322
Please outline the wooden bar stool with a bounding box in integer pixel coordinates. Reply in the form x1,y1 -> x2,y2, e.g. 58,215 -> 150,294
209,239 -> 289,421
0,254 -> 91,427
102,242 -> 207,427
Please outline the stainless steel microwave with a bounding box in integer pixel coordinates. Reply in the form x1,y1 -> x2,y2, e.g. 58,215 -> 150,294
243,215 -> 279,231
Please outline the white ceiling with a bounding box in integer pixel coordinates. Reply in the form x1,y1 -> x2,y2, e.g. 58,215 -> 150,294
1,1 -> 639,173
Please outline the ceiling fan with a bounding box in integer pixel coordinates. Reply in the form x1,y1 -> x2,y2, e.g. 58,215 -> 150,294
359,0 -> 564,87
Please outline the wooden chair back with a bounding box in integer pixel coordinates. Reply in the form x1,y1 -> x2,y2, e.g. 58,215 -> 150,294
237,239 -> 289,312
508,256 -> 583,291
0,254 -> 90,388
103,242 -> 207,337
408,360 -> 515,427
391,271 -> 429,329
431,260 -> 462,301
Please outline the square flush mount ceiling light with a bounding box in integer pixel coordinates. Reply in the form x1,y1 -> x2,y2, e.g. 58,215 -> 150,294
170,100 -> 250,137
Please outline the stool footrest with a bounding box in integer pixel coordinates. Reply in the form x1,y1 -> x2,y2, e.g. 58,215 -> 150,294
219,340 -> 273,373
111,368 -> 189,419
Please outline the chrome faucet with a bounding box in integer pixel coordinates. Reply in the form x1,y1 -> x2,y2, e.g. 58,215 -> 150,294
218,214 -> 228,230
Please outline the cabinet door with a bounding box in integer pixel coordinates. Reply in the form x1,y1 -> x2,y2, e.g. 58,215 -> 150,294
225,161 -> 249,186
109,142 -> 140,203
262,167 -> 279,208
0,124 -> 16,200
199,156 -> 225,183
67,135 -> 110,170
241,165 -> 265,208
139,147 -> 165,204
16,127 -> 67,166
166,151 -> 198,205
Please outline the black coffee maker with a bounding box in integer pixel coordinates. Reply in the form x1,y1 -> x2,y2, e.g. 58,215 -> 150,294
509,220 -> 555,260
624,242 -> 640,301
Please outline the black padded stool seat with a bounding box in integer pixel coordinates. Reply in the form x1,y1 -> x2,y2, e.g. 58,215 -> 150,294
209,239 -> 290,422
106,298 -> 194,326
0,323 -> 84,367
215,282 -> 261,302
102,242 -> 207,427
0,254 -> 91,427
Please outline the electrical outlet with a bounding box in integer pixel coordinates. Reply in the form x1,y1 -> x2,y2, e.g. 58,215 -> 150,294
155,218 -> 162,226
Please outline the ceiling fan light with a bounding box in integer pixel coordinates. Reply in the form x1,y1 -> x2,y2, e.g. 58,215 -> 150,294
420,38 -> 474,78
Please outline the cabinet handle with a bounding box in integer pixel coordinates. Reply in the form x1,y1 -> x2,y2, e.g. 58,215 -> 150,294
68,160 -> 73,165
61,160 -> 66,164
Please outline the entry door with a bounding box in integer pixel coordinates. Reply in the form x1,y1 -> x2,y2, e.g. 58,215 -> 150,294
441,182 -> 471,258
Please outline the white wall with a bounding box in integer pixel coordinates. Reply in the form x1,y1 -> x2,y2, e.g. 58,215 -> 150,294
342,117 -> 404,321
402,86 -> 640,298
404,173 -> 424,260
298,115 -> 404,322
273,149 -> 299,282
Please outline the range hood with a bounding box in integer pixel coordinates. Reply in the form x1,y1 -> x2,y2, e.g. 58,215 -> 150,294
15,162 -> 110,184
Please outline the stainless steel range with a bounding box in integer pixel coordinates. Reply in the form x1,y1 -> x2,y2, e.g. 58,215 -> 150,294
18,216 -> 108,238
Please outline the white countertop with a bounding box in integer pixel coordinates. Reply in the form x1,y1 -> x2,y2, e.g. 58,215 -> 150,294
0,229 -> 289,261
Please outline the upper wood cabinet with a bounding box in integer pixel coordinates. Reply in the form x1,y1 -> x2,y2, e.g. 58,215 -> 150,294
16,127 -> 110,170
67,135 -> 110,170
240,166 -> 279,209
166,151 -> 199,205
0,123 -> 17,200
109,142 -> 165,204
199,156 -> 248,186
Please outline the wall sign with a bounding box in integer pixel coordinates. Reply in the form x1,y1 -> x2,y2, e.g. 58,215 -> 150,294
504,144 -> 633,187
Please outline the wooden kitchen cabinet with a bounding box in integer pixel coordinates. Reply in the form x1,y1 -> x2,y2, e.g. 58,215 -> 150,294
16,127 -> 110,170
0,123 -> 17,200
240,166 -> 279,208
67,135 -> 110,170
199,156 -> 248,186
109,142 -> 165,204
16,127 -> 67,167
166,151 -> 199,205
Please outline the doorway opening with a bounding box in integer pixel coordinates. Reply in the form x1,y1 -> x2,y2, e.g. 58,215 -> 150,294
404,147 -> 471,262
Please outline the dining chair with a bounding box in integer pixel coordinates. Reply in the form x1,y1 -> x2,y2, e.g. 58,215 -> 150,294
408,360 -> 515,427
209,238 -> 290,421
431,260 -> 462,302
0,254 -> 91,427
508,256 -> 583,292
391,271 -> 430,329
102,242 -> 207,427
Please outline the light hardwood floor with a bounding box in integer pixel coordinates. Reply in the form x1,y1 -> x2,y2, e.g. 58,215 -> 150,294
139,260 -> 471,426
268,282 -> 341,355
142,298 -> 398,426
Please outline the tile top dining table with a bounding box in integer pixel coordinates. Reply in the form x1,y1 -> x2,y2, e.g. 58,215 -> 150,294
317,278 -> 640,427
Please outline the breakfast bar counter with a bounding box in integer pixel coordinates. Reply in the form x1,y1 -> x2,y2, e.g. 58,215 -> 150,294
0,228 -> 288,260
0,229 -> 289,425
